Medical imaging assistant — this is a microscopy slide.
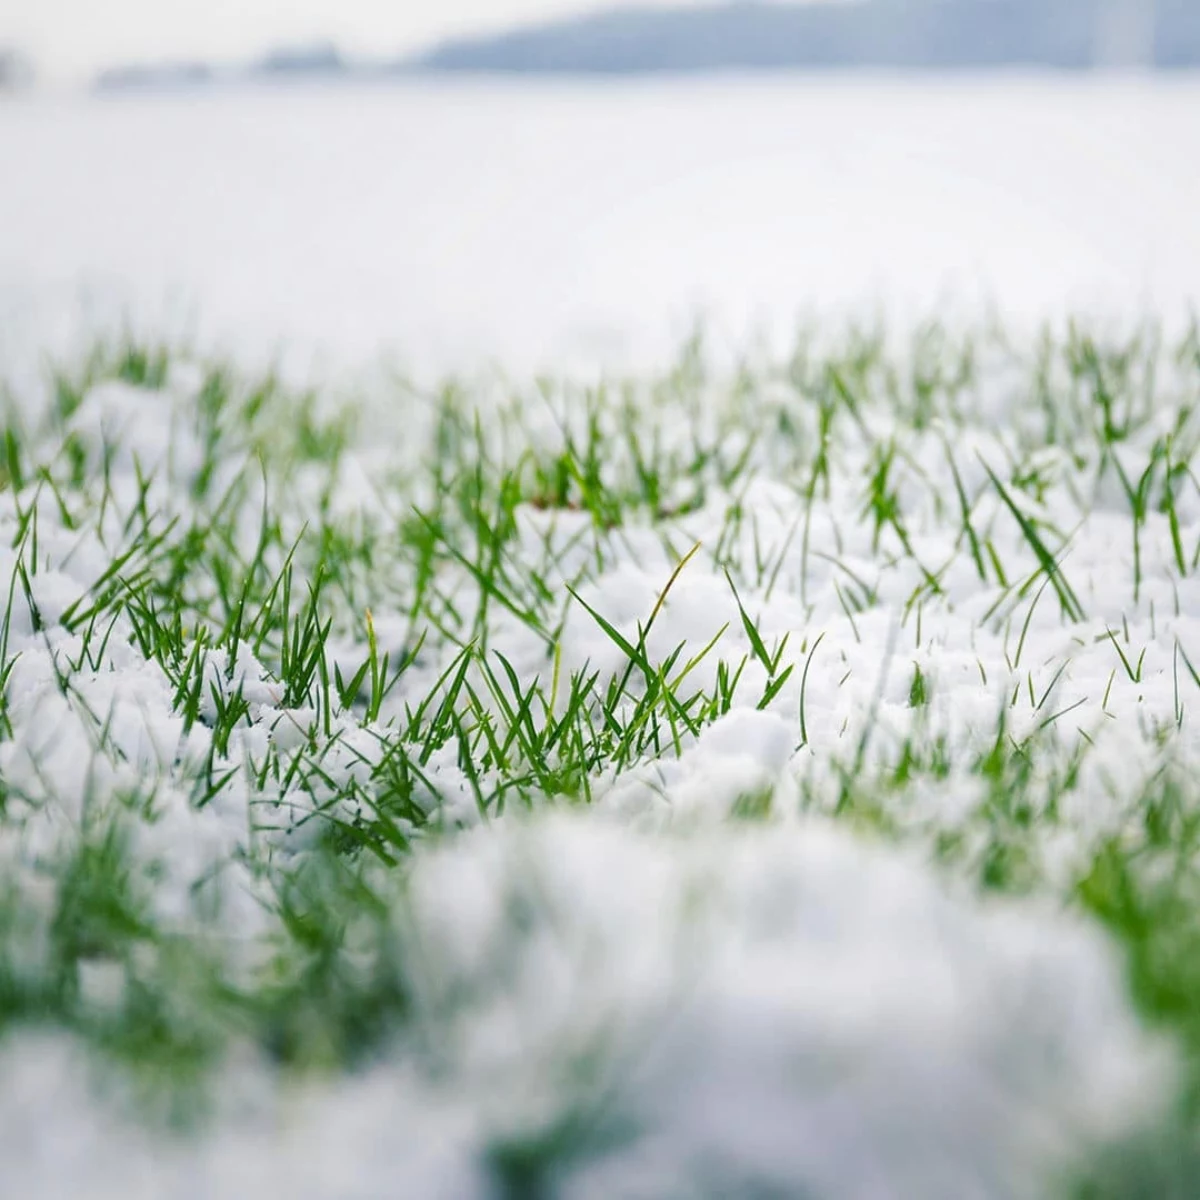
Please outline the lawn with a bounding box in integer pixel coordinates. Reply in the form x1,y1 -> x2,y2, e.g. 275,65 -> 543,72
3,318 -> 1200,1196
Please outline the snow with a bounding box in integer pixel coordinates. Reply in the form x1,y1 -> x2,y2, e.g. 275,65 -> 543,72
2,75 -> 1200,1195
1,76 -> 1198,378
395,814 -> 1168,1198
0,815 -> 1173,1199
4,353 -> 1190,1188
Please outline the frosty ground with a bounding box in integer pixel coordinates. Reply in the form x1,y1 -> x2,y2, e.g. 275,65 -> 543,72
4,61 -> 1200,1200
3,316 -> 1200,1197
5,76 -> 1200,377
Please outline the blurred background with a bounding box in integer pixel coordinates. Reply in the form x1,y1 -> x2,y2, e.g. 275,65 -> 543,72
1,0 -> 1197,376
1,0 -> 1192,84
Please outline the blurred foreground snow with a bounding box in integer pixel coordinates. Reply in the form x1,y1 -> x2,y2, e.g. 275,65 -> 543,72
0,813 -> 1171,1199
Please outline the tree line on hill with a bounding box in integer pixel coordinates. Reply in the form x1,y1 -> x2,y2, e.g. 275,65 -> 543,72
76,0 -> 1200,92
0,47 -> 36,90
418,0 -> 1200,73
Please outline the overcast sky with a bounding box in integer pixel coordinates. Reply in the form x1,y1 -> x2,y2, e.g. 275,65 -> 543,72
1,0 -> 715,83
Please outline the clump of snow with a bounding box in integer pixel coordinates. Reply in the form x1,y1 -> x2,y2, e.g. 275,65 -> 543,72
0,814 -> 1170,1198
0,1035 -> 485,1200
395,812 -> 1169,1198
597,708 -> 798,824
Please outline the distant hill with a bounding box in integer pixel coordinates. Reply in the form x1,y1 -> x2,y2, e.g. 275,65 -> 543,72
416,0 -> 1200,73
95,42 -> 353,93
0,47 -> 35,90
253,41 -> 347,77
89,0 -> 1200,91
95,61 -> 215,92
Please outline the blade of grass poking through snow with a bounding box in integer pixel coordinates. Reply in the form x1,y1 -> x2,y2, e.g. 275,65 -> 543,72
644,540 -> 703,631
1175,638 -> 1200,697
1164,444 -> 1189,578
404,644 -> 474,753
723,569 -> 795,710
1109,441 -> 1161,604
724,569 -> 776,673
757,661 -> 795,711
3,427 -> 25,494
1101,626 -> 1146,684
566,588 -> 653,686
980,459 -> 1086,623
797,631 -> 826,748
411,506 -> 553,650
568,541 -> 702,701
942,436 -> 988,582
363,607 -> 387,723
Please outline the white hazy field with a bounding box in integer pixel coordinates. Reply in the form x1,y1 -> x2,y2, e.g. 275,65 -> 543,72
2,74 -> 1199,374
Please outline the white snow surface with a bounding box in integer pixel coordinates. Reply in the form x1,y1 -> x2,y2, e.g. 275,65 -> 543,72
0,815 -> 1172,1199
0,357 -> 1189,1195
1,76 -> 1199,379
2,75 -> 1199,1197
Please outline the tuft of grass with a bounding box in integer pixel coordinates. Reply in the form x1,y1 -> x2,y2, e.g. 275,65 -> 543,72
4,318 -> 1200,1194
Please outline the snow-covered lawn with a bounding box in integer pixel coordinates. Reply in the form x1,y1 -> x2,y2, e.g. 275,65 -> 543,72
2,320 -> 1200,1195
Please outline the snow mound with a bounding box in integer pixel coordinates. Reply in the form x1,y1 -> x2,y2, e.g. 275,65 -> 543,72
0,813 -> 1169,1200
